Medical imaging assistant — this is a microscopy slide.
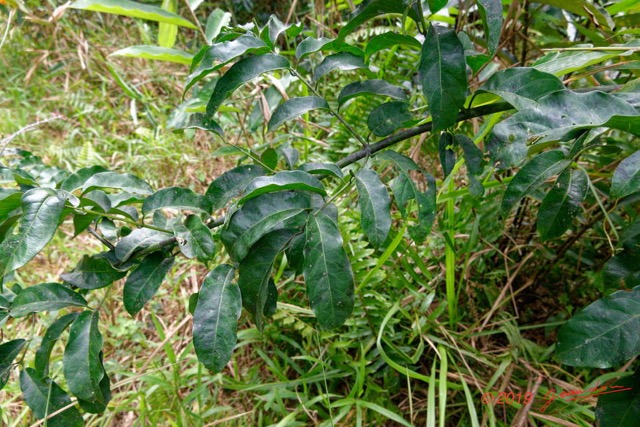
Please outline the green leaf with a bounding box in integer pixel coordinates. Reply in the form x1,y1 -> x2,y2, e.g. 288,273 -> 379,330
20,368 -> 84,427
298,162 -> 344,179
179,113 -> 224,136
158,0 -> 178,48
222,191 -> 310,262
142,187 -> 208,215
611,150 -> 640,199
76,353 -> 111,414
238,170 -> 326,205
260,14 -> 301,46
82,172 -> 153,195
0,192 -> 22,218
205,164 -> 267,210
1,339 -> 26,390
364,32 -> 421,60
338,80 -> 407,107
238,230 -> 295,330
295,37 -> 333,58
110,45 -> 193,65
61,254 -> 127,290
69,0 -> 197,28
10,283 -> 87,318
595,371 -> 640,427
556,287 -> 640,368
204,9 -> 231,43
604,230 -> 640,288
477,0 -> 503,55
64,311 -> 106,403
304,213 -> 354,329
313,52 -> 367,82
206,54 -> 290,116
478,68 -> 565,110
438,132 -> 456,178
456,134 -> 485,176
192,264 -> 241,373
0,188 -> 65,275
533,41 -> 637,76
501,150 -> 570,216
419,23 -> 467,131
185,34 -> 268,94
537,169 -> 588,241
123,253 -> 175,315
268,96 -> 329,131
428,0 -> 447,14
367,102 -> 413,137
489,90 -> 639,168
355,168 -> 391,248
534,0 -> 613,29
378,151 -> 436,243
338,0 -> 419,39
173,215 -> 216,262
114,228 -> 173,262
34,313 -> 80,378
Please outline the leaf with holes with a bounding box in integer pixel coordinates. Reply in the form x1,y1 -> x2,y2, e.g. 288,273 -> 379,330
192,264 -> 241,373
173,215 -> 215,262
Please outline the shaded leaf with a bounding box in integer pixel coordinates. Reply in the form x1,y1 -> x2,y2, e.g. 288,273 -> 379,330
477,0 -> 503,55
556,287 -> 640,368
304,214 -> 354,329
206,54 -> 290,116
10,283 -> 87,318
456,134 -> 485,176
339,0 -> 419,39
313,52 -> 367,82
20,368 -> 84,427
238,170 -> 326,205
82,172 -> 153,195
0,192 -> 22,218
595,371 -> 640,427
114,228 -> 173,262
611,150 -> 640,199
367,101 -> 412,137
478,67 -> 564,110
364,32 -> 421,59
34,313 -> 80,378
299,162 -> 344,179
110,45 -> 192,65
438,132 -> 456,178
192,264 -> 241,372
338,80 -> 407,107
142,187 -> 208,215
537,169 -> 588,241
70,0 -> 197,28
205,164 -> 267,210
428,0 -> 448,14
419,23 -> 467,131
123,253 -> 175,315
355,168 -> 391,248
268,96 -> 329,131
295,36 -> 333,58
0,339 -> 26,390
173,215 -> 216,262
61,254 -> 127,290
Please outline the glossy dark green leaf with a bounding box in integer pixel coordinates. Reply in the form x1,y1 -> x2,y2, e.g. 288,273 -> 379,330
285,233 -> 305,276
338,0 -> 419,39
298,162 -> 344,179
0,339 -> 26,390
82,172 -> 153,195
238,230 -> 295,330
260,14 -> 301,46
489,90 -> 639,168
180,113 -> 224,136
304,213 -> 354,329
438,132 -> 456,178
142,187 -> 208,215
313,52 -> 367,82
428,0 -> 447,14
64,311 -> 106,403
479,68 -> 564,110
501,150 -> 570,216
61,254 -> 127,290
364,32 -> 421,59
34,313 -> 79,378
205,164 -> 267,210
477,0 -> 503,55
206,54 -> 290,116
595,371 -> 640,427
20,368 -> 84,427
123,253 -> 175,315
173,215 -> 215,262
221,191 -> 310,262
59,166 -> 109,193
192,264 -> 241,373
114,228 -> 173,262
185,34 -> 267,93
556,287 -> 640,368
76,352 -> 110,414
338,80 -> 407,107
611,150 -> 640,199
295,36 -> 333,58
10,283 -> 87,318
537,169 -> 588,241
367,102 -> 412,137
0,188 -> 65,275
456,134 -> 485,176
268,97 -> 330,131
238,170 -> 326,205
110,45 -> 192,64
70,0 -> 197,28
378,151 -> 436,243
355,168 -> 391,248
419,23 -> 467,131
604,236 -> 640,288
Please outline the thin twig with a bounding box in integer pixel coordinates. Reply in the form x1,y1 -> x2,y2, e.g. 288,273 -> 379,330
0,114 -> 67,156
